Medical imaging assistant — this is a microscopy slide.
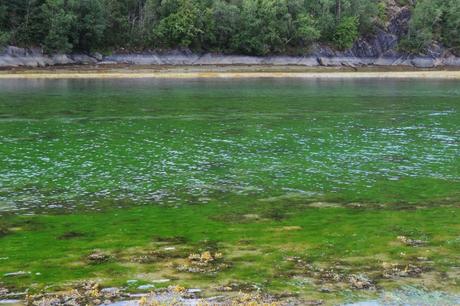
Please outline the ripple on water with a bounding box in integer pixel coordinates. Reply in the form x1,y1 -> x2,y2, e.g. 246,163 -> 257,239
0,79 -> 459,213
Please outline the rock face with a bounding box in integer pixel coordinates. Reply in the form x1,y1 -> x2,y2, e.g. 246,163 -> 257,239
1,5 -> 459,69
1,45 -> 459,69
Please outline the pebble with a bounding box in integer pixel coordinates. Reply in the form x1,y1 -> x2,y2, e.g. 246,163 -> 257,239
137,284 -> 155,290
4,271 -> 30,277
101,287 -> 119,294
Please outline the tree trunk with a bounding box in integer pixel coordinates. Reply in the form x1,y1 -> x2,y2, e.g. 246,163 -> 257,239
336,0 -> 341,23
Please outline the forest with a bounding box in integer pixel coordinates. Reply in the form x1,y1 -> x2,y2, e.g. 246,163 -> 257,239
0,0 -> 459,55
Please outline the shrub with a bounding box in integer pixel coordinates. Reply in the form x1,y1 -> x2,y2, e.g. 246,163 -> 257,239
0,31 -> 10,47
333,16 -> 359,50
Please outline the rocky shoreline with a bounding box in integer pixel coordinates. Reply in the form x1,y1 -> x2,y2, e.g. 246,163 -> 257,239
1,45 -> 460,69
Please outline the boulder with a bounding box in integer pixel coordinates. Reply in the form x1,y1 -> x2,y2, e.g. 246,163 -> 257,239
92,52 -> 103,61
411,57 -> 436,68
5,46 -> 28,56
442,56 -> 460,67
51,54 -> 75,65
0,55 -> 19,67
71,54 -> 98,65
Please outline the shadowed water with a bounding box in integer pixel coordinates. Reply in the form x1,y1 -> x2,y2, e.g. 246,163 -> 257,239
0,78 -> 459,213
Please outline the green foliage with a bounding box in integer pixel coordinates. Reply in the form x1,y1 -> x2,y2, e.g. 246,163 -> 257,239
399,0 -> 460,54
401,0 -> 443,53
209,0 -> 240,52
0,31 -> 11,47
442,0 -> 460,53
42,0 -> 75,53
153,0 -> 202,48
294,14 -> 321,46
377,1 -> 387,23
333,16 -> 359,50
232,0 -> 292,55
68,0 -> 106,51
0,0 -> 457,55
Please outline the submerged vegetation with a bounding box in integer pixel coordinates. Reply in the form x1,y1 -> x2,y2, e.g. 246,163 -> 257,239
1,203 -> 460,303
0,0 -> 459,55
0,78 -> 459,304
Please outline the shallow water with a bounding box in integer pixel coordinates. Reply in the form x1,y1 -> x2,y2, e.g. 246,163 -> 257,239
0,78 -> 459,213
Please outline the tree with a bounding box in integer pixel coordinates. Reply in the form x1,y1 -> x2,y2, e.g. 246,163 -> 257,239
400,0 -> 444,53
293,13 -> 320,46
0,4 -> 9,46
333,16 -> 358,50
0,0 -> 456,55
153,0 -> 202,48
42,0 -> 75,53
442,0 -> 460,53
232,0 -> 293,55
209,0 -> 240,52
68,0 -> 106,51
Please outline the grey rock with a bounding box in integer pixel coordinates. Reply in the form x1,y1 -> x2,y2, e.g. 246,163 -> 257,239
297,57 -> 320,66
0,45 -> 459,68
161,54 -> 200,65
261,56 -> 318,66
443,56 -> 460,67
5,46 -> 28,56
373,57 -> 397,66
194,54 -> 263,65
52,54 -> 75,65
388,7 -> 411,38
71,54 -> 98,65
411,57 -> 436,68
0,56 -> 19,67
104,54 -> 162,65
318,57 -> 375,67
92,52 -> 103,61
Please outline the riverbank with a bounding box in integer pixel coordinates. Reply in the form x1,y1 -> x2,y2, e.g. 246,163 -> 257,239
1,65 -> 460,79
2,46 -> 460,72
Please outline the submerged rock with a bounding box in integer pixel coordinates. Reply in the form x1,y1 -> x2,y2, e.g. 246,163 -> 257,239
26,282 -> 126,306
382,263 -> 425,279
87,251 -> 111,263
176,251 -> 230,274
137,284 -> 155,291
3,271 -> 30,277
348,274 -> 375,290
397,236 -> 427,247
0,287 -> 9,298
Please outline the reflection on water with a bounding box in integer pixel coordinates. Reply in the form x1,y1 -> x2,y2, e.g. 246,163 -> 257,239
0,79 -> 459,213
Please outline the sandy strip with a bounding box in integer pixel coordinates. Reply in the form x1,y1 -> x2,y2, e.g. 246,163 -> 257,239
1,70 -> 460,79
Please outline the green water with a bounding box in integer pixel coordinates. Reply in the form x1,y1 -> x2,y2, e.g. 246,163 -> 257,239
1,79 -> 459,213
0,78 -> 459,302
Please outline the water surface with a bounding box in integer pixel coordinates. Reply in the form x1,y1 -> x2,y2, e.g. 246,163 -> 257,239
0,78 -> 459,213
